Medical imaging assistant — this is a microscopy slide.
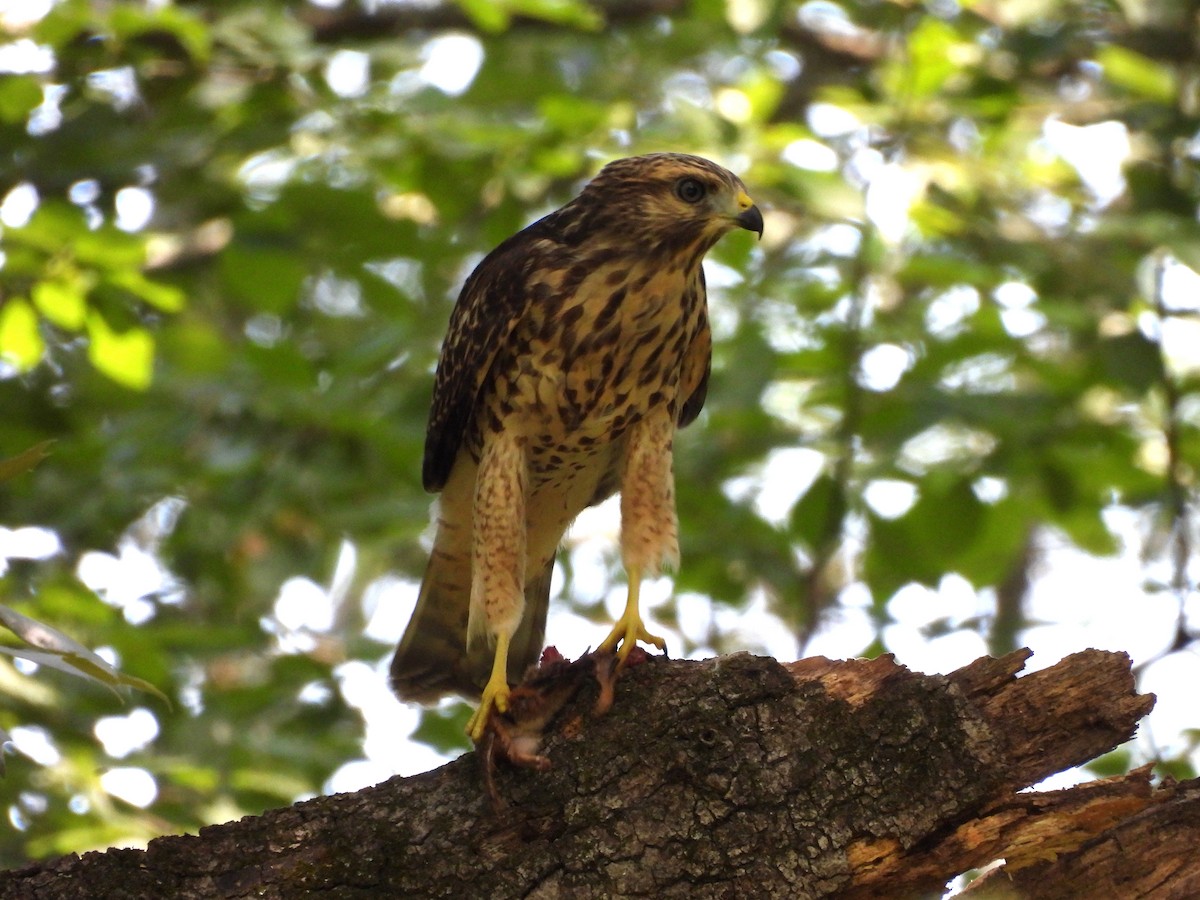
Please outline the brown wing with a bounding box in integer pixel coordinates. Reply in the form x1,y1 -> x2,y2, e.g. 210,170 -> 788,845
677,269 -> 712,429
422,224 -> 548,492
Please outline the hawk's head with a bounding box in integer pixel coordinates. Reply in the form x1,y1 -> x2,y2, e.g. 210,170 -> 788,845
566,153 -> 763,253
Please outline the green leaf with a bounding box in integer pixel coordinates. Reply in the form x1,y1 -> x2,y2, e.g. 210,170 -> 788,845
456,0 -> 510,31
512,0 -> 602,29
866,477 -> 986,597
1086,748 -> 1132,778
1154,756 -> 1197,782
887,18 -> 961,99
0,605 -> 170,705
410,704 -> 472,754
108,270 -> 186,313
1097,45 -> 1177,102
115,3 -> 212,64
0,603 -> 109,660
0,75 -> 42,124
32,279 -> 88,330
0,647 -> 121,698
789,473 -> 846,550
0,299 -> 44,371
229,767 -> 313,802
60,653 -> 171,705
537,94 -> 609,132
1096,331 -> 1164,392
86,313 -> 155,390
219,243 -> 306,315
0,440 -> 55,483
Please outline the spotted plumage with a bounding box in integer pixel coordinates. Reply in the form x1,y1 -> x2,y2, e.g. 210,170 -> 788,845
390,153 -> 763,738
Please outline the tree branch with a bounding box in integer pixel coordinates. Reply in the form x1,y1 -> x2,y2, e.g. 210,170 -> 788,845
3,649 -> 1185,898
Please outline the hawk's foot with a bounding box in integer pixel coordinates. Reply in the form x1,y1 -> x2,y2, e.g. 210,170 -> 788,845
596,569 -> 666,666
466,631 -> 513,742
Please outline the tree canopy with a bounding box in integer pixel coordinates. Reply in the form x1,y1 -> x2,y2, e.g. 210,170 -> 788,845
1,0 -> 1198,870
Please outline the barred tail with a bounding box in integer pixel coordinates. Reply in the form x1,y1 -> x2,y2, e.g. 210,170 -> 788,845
389,540 -> 552,703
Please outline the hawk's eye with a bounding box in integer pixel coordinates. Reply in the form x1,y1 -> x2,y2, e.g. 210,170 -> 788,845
674,177 -> 707,204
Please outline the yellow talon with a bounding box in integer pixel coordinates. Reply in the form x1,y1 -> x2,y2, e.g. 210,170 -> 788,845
597,567 -> 666,665
466,631 -> 512,742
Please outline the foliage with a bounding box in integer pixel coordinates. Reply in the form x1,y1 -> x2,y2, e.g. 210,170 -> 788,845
0,603 -> 165,702
1,0 -> 1198,866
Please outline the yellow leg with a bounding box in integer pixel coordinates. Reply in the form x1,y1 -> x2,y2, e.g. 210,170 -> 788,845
466,631 -> 512,742
597,566 -> 666,664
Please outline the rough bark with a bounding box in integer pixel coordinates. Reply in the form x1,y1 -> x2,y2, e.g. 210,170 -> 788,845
963,774 -> 1200,899
2,648 -> 1191,899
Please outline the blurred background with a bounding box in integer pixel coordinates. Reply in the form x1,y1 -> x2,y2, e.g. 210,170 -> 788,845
1,0 -> 1198,869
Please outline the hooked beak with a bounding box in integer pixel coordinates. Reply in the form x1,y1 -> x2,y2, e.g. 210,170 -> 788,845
734,189 -> 763,239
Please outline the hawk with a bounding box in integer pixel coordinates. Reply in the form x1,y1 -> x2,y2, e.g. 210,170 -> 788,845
390,153 -> 763,740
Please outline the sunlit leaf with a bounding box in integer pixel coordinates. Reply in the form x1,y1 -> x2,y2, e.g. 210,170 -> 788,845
0,604 -> 112,664
32,279 -> 88,330
108,270 -> 186,314
0,298 -> 44,371
740,69 -> 785,123
109,3 -> 213,64
884,18 -> 961,99
512,0 -> 602,29
64,654 -> 170,704
455,0 -> 510,31
0,647 -> 121,699
0,75 -> 41,124
229,768 -> 313,801
0,605 -> 170,705
1097,45 -> 1177,102
86,313 -> 155,390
